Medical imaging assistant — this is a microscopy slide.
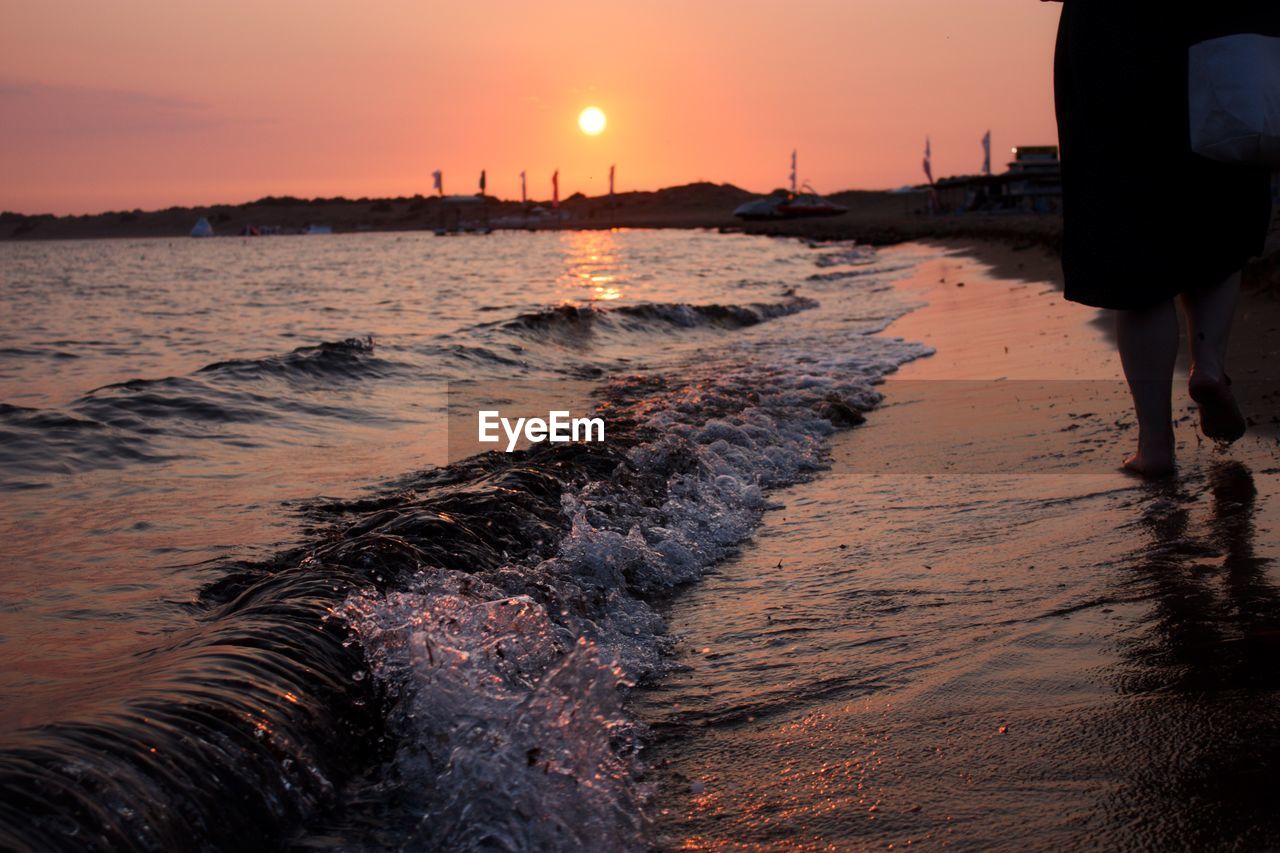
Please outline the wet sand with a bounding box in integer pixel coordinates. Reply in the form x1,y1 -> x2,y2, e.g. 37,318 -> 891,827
638,244 -> 1280,849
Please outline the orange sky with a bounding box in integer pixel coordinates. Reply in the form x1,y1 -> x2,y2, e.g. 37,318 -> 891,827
0,0 -> 1062,215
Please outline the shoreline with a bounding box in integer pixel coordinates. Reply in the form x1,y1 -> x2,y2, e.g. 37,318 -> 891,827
0,183 -> 1060,247
639,240 -> 1280,848
6,187 -> 1273,315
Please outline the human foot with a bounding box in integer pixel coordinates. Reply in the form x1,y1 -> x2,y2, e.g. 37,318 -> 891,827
1121,427 -> 1176,478
1188,371 -> 1246,443
1122,448 -> 1176,478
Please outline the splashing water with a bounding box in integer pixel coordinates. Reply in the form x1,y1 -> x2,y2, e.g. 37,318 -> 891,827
339,322 -> 929,848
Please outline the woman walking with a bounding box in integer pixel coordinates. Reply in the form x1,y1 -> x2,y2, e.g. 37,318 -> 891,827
1051,1 -> 1274,476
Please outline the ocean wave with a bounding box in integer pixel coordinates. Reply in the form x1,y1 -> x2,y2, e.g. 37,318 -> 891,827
430,342 -> 530,369
811,242 -> 878,268
198,337 -> 403,384
498,297 -> 818,345
0,243 -> 930,849
807,263 -> 916,283
0,563 -> 380,851
72,355 -> 400,434
0,339 -> 406,483
0,346 -> 80,360
0,403 -> 160,484
0,442 -> 616,851
0,333 -> 927,849
333,339 -> 928,848
75,376 -> 284,428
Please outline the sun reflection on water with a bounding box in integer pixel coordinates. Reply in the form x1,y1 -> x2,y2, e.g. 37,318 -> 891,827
558,230 -> 627,302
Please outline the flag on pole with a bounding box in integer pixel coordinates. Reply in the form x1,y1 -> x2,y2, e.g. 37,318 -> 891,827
981,130 -> 991,176
552,170 -> 559,208
923,137 -> 940,214
432,170 -> 443,195
479,170 -> 486,194
789,149 -> 797,195
609,164 -> 615,197
520,170 -> 527,203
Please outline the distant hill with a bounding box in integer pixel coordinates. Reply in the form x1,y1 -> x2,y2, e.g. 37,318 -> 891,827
0,180 -> 1086,265
0,182 -> 758,241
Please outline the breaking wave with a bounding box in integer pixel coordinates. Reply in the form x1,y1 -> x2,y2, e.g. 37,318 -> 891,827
499,297 -> 819,344
0,237 -> 930,850
198,336 -> 403,384
330,336 -> 927,849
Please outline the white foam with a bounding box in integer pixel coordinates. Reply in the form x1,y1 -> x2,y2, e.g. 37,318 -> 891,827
339,244 -> 935,849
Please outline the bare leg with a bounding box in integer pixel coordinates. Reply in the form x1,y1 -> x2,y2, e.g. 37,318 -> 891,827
1116,301 -> 1178,476
1181,271 -> 1246,442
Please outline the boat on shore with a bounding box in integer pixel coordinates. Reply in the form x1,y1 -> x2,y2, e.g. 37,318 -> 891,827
733,151 -> 848,221
733,190 -> 848,221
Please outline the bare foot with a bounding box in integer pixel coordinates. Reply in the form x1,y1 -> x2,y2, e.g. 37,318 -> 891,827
1188,371 -> 1246,444
1122,429 -> 1176,478
1122,449 -> 1176,479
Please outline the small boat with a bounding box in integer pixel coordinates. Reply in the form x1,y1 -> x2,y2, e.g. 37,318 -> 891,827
777,192 -> 847,218
734,150 -> 849,221
733,191 -> 848,221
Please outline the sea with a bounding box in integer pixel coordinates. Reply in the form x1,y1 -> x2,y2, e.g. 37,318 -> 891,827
0,229 -> 936,849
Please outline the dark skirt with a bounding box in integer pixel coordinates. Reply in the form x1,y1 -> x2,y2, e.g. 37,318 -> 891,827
1054,3 -> 1273,310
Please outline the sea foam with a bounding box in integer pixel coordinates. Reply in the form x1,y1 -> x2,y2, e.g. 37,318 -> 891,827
341,279 -> 931,849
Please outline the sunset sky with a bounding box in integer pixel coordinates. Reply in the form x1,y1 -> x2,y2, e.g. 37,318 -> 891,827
1,0 -> 1062,215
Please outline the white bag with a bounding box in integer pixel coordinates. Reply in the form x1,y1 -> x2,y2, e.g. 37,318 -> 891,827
1189,33 -> 1280,167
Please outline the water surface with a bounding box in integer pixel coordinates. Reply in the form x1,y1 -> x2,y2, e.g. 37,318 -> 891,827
1,230 -> 943,851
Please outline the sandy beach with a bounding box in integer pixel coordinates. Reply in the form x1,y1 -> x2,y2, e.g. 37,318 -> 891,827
638,241 -> 1280,848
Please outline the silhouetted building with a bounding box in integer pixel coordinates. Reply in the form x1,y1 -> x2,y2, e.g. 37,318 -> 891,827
1005,145 -> 1061,213
926,144 -> 1061,215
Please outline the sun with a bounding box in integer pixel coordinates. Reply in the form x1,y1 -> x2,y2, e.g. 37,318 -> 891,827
578,106 -> 607,136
